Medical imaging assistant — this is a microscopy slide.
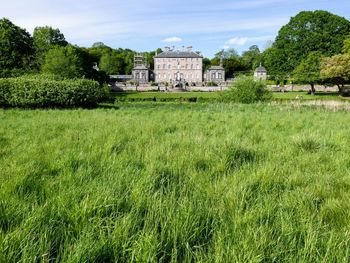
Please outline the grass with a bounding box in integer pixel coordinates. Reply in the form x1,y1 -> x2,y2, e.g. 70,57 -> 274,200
1,102 -> 350,262
113,90 -> 346,102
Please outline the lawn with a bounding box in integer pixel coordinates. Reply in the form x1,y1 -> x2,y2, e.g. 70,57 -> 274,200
1,102 -> 350,262
113,91 -> 345,102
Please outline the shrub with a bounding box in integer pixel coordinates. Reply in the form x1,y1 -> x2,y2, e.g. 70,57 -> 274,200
221,77 -> 272,103
206,81 -> 218,87
0,75 -> 107,108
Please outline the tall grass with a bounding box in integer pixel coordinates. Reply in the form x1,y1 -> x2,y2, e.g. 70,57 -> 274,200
1,102 -> 350,262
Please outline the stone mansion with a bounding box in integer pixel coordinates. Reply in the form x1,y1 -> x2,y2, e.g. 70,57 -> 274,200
131,46 -> 225,85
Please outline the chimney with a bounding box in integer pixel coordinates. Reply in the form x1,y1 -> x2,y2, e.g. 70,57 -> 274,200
187,46 -> 193,52
164,46 -> 170,52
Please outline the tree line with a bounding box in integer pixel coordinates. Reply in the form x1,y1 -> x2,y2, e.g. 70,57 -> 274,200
1,10 -> 350,92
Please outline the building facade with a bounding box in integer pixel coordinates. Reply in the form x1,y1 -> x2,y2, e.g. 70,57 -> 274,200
132,65 -> 150,83
154,47 -> 203,84
205,66 -> 225,83
254,63 -> 267,80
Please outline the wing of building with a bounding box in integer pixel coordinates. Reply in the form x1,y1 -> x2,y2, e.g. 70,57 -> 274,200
154,47 -> 203,84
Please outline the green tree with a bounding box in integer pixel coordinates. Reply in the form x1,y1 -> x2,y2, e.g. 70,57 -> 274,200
266,10 -> 350,77
33,26 -> 67,67
242,45 -> 261,70
343,36 -> 350,54
203,58 -> 211,72
99,53 -> 125,75
293,51 -> 324,94
0,18 -> 33,75
320,54 -> 350,93
42,45 -> 84,79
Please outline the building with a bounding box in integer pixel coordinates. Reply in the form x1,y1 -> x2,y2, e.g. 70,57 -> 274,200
154,47 -> 203,84
132,65 -> 150,83
205,66 -> 225,83
254,63 -> 267,80
132,53 -> 153,83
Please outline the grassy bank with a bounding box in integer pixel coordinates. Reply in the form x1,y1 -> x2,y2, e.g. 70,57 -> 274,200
1,103 -> 350,262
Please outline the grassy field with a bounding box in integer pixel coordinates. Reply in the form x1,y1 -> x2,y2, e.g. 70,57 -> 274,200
113,91 -> 345,102
1,102 -> 350,262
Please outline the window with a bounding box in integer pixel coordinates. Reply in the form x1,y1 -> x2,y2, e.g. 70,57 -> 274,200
163,64 -> 166,69
191,64 -> 193,69
168,64 -> 171,69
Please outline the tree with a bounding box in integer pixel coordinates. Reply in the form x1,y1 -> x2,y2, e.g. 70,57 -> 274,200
203,58 -> 211,72
41,45 -> 84,79
33,26 -> 67,67
320,54 -> 350,93
242,45 -> 261,70
343,36 -> 350,54
293,51 -> 324,94
99,53 -> 125,75
266,10 -> 350,77
0,18 -> 33,75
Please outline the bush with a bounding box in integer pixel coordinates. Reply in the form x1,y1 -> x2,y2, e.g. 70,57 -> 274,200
0,75 -> 107,108
221,77 -> 272,103
206,81 -> 218,87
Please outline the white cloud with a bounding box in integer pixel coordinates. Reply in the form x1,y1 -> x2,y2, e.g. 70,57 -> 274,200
227,37 -> 248,46
162,37 -> 183,43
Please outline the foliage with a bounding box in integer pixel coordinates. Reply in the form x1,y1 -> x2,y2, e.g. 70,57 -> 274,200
320,54 -> 350,92
343,36 -> 350,54
1,103 -> 350,261
221,77 -> 272,103
293,51 -> 324,94
264,10 -> 350,78
0,18 -> 33,75
33,26 -> 67,67
41,45 -> 85,79
99,52 -> 126,75
241,45 -> 261,70
0,75 -> 106,107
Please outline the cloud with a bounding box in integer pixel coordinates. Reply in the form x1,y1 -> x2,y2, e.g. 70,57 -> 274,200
227,37 -> 248,46
162,37 -> 183,43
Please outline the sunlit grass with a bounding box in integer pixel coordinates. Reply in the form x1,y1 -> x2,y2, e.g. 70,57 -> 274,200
1,102 -> 350,262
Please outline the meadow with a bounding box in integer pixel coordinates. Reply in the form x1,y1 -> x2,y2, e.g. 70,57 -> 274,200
1,102 -> 350,262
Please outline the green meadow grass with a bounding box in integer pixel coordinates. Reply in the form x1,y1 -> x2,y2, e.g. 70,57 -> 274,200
1,102 -> 350,262
113,91 -> 345,102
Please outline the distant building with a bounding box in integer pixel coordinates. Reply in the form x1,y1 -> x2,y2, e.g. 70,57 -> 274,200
154,46 -> 203,84
132,65 -> 150,83
254,63 -> 267,80
132,53 -> 153,83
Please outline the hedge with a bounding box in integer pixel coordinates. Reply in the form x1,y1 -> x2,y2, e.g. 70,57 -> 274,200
0,76 -> 106,108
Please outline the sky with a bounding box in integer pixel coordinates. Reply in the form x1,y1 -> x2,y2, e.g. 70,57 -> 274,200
1,0 -> 350,58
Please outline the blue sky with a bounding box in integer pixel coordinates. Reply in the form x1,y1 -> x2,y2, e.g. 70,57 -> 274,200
2,0 -> 350,58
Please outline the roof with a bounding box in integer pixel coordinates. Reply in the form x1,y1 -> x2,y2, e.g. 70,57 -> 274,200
133,65 -> 149,70
208,65 -> 224,70
155,50 -> 202,58
255,64 -> 267,73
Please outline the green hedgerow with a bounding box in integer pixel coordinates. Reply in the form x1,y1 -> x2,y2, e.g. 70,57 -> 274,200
0,75 -> 108,108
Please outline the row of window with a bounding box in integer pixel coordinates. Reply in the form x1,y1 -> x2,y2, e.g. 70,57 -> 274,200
157,64 -> 200,70
156,58 -> 200,62
157,73 -> 201,80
